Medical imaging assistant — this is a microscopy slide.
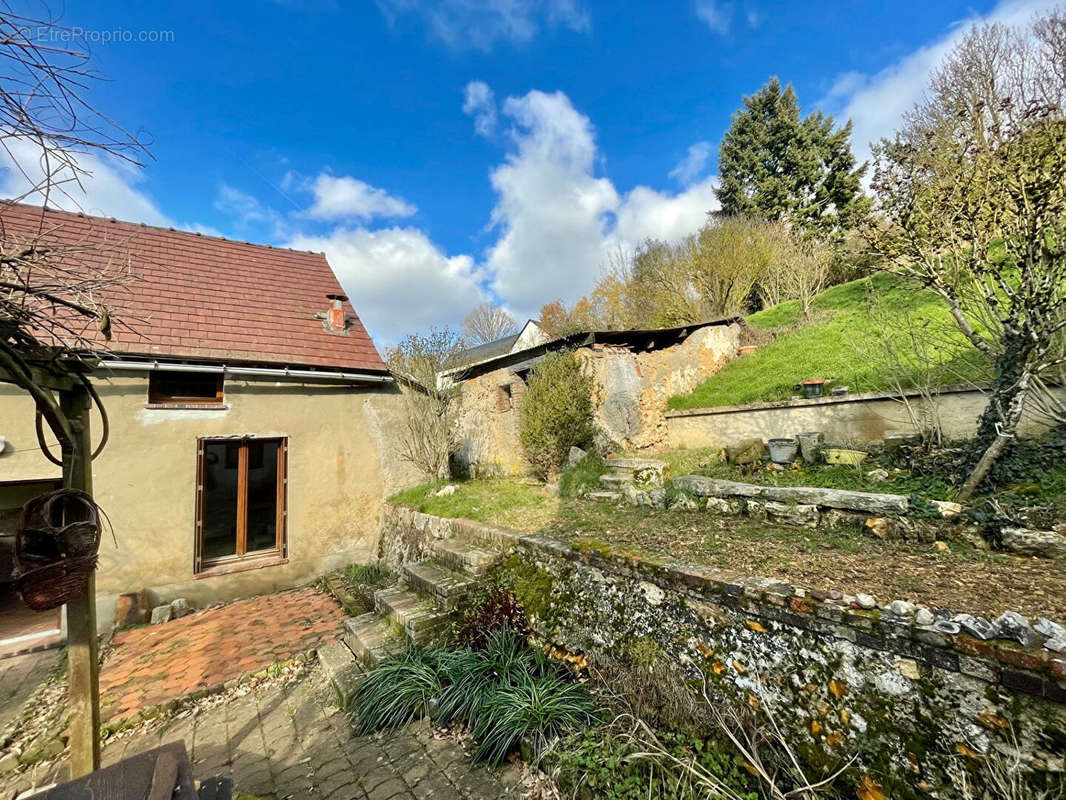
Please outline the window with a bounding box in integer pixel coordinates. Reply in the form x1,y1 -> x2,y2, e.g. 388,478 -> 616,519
195,437 -> 287,574
495,383 -> 513,413
148,371 -> 224,408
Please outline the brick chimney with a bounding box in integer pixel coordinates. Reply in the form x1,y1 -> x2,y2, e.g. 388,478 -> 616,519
325,294 -> 348,333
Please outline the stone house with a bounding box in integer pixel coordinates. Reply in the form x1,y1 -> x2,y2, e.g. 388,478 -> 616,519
0,204 -> 417,633
447,319 -> 741,475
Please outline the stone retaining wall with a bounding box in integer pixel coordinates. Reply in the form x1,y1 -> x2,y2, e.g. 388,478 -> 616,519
381,504 -> 1066,796
666,384 -> 1066,450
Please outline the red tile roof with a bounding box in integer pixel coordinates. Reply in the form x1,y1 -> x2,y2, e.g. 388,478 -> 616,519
1,203 -> 386,372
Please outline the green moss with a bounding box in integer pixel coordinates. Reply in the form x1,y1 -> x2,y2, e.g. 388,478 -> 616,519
500,554 -> 555,619
572,537 -> 614,558
623,637 -> 663,668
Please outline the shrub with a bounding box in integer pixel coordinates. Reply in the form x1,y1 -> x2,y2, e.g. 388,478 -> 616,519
342,563 -> 389,586
553,727 -> 758,800
351,631 -> 596,766
456,586 -> 530,647
519,351 -> 597,480
436,630 -> 545,727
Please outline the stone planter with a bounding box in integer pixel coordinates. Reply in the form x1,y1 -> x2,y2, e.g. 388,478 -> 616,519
796,432 -> 823,464
768,438 -> 798,464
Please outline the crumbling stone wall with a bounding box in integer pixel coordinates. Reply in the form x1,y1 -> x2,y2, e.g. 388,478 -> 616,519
584,324 -> 740,450
453,324 -> 741,475
453,364 -> 528,476
380,504 -> 1066,796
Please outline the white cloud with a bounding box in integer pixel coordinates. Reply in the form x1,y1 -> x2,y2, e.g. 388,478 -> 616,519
285,226 -> 486,344
820,0 -> 1060,166
614,178 -> 718,246
463,81 -> 498,136
303,174 -> 416,221
695,0 -> 732,34
483,89 -> 721,318
483,90 -> 618,316
221,88 -> 728,339
214,183 -> 288,236
0,137 -> 172,226
668,141 -> 713,186
376,0 -> 589,50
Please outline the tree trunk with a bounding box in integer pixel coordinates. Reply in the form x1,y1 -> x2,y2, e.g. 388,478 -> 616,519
958,367 -> 1033,502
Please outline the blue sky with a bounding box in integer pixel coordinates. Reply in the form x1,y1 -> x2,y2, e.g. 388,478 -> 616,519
3,0 -> 1059,343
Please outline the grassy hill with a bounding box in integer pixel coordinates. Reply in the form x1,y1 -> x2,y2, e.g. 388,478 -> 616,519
669,274 -> 991,410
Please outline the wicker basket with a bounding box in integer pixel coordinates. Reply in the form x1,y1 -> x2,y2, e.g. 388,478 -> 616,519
13,489 -> 103,611
16,489 -> 101,566
16,555 -> 98,611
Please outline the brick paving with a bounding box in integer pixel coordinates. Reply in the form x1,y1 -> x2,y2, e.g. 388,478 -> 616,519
5,667 -> 521,799
0,650 -> 59,733
100,587 -> 345,723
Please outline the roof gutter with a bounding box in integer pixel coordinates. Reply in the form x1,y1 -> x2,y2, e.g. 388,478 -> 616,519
96,359 -> 393,384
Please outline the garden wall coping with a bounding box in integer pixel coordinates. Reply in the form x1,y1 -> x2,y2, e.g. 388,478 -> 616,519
664,382 -> 984,418
671,475 -> 912,515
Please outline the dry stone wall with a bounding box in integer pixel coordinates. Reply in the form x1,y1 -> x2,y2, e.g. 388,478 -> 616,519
380,504 -> 1066,796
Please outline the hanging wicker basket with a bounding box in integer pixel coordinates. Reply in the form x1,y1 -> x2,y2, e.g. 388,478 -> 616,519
14,489 -> 103,611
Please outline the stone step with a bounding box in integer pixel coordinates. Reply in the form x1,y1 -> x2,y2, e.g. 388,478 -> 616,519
403,561 -> 476,610
343,613 -> 403,668
605,458 -> 666,487
606,458 -> 667,473
317,640 -> 364,711
375,587 -> 451,645
598,473 -> 630,487
586,491 -> 623,502
450,518 -> 522,552
428,536 -> 502,576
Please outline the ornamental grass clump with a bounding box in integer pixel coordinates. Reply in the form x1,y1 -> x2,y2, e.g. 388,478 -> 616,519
472,669 -> 598,765
350,630 -> 597,765
351,647 -> 442,735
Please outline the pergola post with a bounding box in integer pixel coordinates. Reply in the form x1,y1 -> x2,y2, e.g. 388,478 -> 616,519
60,382 -> 100,776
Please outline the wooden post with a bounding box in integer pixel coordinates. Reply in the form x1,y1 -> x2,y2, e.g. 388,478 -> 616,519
61,382 -> 100,777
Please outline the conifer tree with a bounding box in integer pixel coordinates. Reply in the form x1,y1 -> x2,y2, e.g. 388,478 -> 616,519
715,77 -> 867,234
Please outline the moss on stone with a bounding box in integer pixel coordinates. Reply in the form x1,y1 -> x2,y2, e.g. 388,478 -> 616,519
500,554 -> 556,620
623,636 -> 663,668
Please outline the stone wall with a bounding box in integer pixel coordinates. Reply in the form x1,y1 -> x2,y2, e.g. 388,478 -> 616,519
380,505 -> 1066,796
584,324 -> 740,451
454,324 -> 740,475
453,363 -> 529,476
666,385 -> 1066,450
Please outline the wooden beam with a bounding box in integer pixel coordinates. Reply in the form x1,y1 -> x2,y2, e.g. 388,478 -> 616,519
61,383 -> 101,777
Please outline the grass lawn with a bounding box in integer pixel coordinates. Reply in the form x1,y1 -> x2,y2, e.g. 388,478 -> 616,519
389,479 -> 1066,623
389,479 -> 561,530
669,273 -> 991,409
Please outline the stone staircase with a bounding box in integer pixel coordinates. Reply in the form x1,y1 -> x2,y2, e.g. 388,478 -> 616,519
586,457 -> 667,502
318,522 -> 519,709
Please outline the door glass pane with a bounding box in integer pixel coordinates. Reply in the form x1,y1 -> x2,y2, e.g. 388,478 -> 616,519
246,440 -> 279,552
202,441 -> 239,559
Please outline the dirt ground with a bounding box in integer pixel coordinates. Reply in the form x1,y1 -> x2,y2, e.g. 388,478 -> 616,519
536,501 -> 1066,623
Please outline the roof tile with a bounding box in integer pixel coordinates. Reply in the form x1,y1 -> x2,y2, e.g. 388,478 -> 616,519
2,203 -> 386,372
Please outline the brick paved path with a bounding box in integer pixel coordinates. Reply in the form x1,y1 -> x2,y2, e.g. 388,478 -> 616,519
100,587 -> 345,723
6,667 -> 520,800
0,650 -> 58,733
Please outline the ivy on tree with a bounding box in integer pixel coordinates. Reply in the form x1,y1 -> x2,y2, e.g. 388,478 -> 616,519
715,77 -> 868,235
